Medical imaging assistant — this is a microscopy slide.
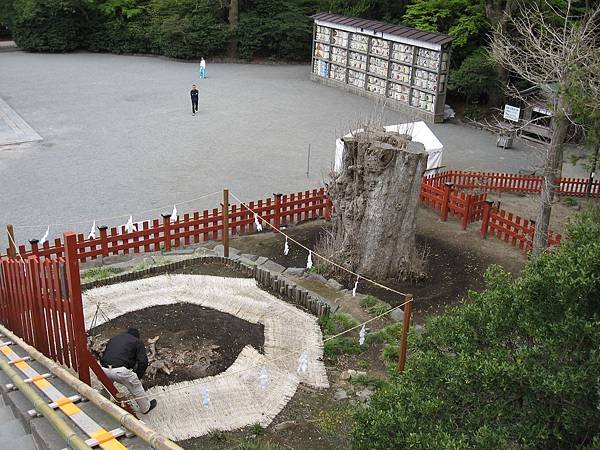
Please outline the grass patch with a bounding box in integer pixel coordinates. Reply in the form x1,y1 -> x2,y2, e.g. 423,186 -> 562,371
359,295 -> 391,317
207,430 -> 227,442
350,373 -> 386,389
317,407 -> 353,436
234,442 -> 278,450
365,323 -> 401,346
81,267 -> 121,282
324,336 -> 365,357
562,197 -> 578,207
319,313 -> 359,335
248,423 -> 264,435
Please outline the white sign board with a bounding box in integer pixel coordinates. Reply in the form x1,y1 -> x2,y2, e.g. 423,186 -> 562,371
503,104 -> 521,122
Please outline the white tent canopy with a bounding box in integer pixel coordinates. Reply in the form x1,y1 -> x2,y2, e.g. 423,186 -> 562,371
334,121 -> 443,172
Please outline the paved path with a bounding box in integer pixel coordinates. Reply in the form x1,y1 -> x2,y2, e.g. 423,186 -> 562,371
0,52 -> 587,249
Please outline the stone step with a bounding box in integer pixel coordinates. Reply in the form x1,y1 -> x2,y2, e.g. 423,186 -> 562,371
11,434 -> 37,450
0,417 -> 28,440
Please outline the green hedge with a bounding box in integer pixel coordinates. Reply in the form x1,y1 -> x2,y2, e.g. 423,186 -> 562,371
12,0 -> 88,51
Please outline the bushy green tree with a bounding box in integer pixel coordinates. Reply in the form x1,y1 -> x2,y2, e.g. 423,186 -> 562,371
403,0 -> 489,63
11,0 -> 90,51
352,207 -> 600,449
238,0 -> 314,61
448,49 -> 500,103
149,0 -> 228,59
88,0 -> 153,54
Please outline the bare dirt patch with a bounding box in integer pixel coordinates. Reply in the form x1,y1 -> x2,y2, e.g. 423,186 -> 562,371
231,207 -> 527,322
90,302 -> 264,389
484,191 -> 597,234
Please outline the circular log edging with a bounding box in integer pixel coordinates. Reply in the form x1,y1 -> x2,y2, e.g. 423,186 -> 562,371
81,256 -> 331,319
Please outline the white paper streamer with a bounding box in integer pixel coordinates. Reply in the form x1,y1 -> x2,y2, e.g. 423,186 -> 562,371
359,324 -> 366,346
201,386 -> 210,408
297,351 -> 308,374
171,205 -> 178,223
352,276 -> 359,297
39,226 -> 49,245
88,220 -> 97,240
124,215 -> 136,233
254,213 -> 263,232
259,366 -> 269,389
306,251 -> 313,269
284,237 -> 289,256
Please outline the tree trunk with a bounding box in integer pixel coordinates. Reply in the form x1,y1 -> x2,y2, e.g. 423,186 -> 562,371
327,130 -> 428,281
227,0 -> 239,59
531,101 -> 568,256
485,0 -> 512,94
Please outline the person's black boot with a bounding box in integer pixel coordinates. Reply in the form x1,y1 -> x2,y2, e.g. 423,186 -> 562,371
144,399 -> 157,414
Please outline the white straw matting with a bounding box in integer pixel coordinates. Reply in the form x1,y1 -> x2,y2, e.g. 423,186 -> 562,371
83,274 -> 329,440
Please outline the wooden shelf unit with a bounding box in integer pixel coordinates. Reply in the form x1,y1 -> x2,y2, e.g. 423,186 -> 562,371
311,14 -> 453,123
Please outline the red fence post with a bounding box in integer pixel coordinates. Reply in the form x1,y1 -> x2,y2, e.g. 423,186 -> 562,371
325,194 -> 332,221
29,239 -> 39,257
162,214 -> 171,252
63,232 -> 90,385
462,194 -> 473,230
27,256 -> 49,356
440,182 -> 453,222
481,200 -> 495,238
222,189 -> 229,258
273,193 -> 282,230
98,226 -> 109,258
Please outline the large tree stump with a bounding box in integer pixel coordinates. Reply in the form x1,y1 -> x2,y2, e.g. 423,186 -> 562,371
326,129 -> 428,281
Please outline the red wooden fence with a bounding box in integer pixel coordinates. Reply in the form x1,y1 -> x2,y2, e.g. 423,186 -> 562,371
424,171 -> 600,197
419,180 -> 488,230
7,171 -> 592,261
9,188 -> 330,263
480,202 -> 562,251
0,233 -> 139,409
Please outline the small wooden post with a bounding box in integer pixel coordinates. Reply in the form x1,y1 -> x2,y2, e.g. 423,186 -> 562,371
273,193 -> 282,230
398,294 -> 413,373
29,239 -> 39,257
98,226 -> 109,257
161,214 -> 172,252
223,189 -> 229,258
480,200 -> 494,238
7,224 -> 16,258
63,232 -> 90,385
440,182 -> 453,222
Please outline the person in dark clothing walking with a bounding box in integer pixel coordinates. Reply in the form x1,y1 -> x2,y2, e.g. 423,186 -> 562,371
190,84 -> 199,115
100,328 -> 157,414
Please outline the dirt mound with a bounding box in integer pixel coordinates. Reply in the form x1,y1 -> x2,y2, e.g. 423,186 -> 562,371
89,303 -> 264,388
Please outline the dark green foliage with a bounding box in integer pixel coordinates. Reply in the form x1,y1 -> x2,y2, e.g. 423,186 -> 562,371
324,336 -> 364,357
11,0 -> 89,51
319,312 -> 359,335
149,0 -> 228,59
352,207 -> 600,449
403,0 -> 489,63
448,49 -> 500,103
238,0 -> 314,61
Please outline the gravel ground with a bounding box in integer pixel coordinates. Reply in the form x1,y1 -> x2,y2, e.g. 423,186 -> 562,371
0,51 -> 588,248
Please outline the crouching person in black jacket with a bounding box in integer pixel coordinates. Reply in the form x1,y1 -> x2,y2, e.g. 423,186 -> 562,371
100,328 -> 157,414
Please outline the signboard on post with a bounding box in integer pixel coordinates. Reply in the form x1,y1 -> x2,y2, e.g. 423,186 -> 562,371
503,104 -> 521,122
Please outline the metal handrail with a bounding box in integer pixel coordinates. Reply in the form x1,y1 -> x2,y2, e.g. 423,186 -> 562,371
0,324 -> 183,450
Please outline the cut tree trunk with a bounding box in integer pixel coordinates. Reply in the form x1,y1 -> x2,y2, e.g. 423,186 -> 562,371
531,111 -> 568,256
327,129 -> 428,281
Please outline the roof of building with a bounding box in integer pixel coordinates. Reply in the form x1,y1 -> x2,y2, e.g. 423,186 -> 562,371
311,12 -> 454,46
